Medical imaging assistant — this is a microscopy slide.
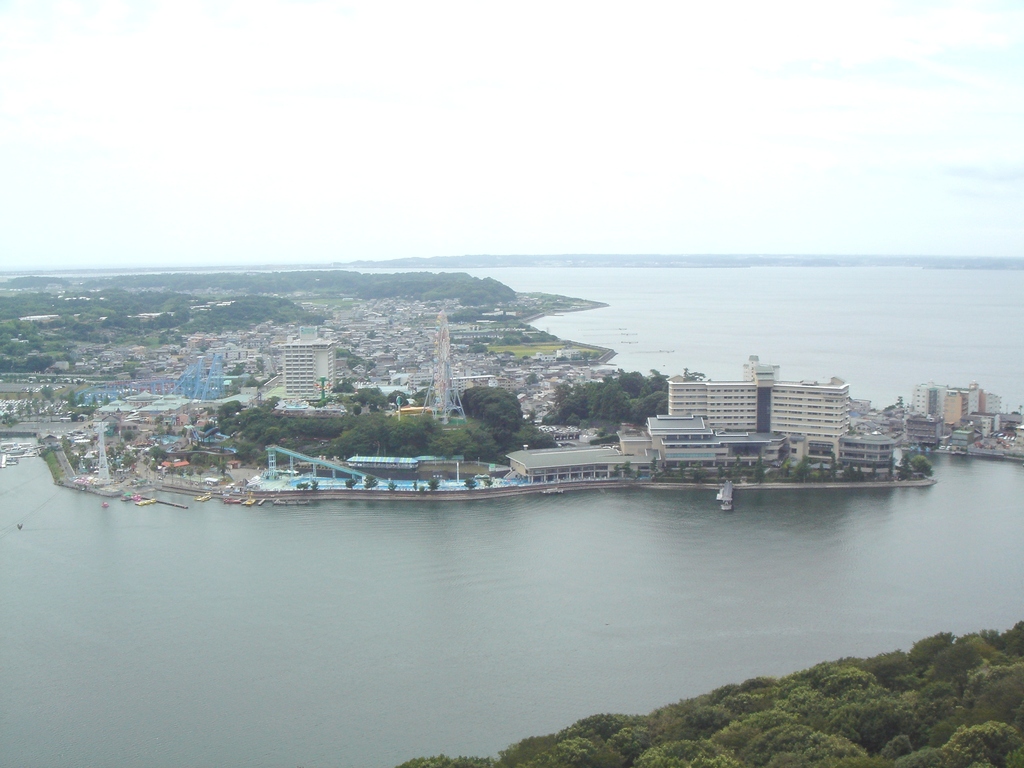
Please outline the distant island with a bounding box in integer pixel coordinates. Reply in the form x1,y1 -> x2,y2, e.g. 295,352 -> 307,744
396,621 -> 1024,768
3,256 -> 1024,280
339,254 -> 1024,271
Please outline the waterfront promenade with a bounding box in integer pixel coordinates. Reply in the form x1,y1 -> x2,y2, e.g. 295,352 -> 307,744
149,475 -> 937,503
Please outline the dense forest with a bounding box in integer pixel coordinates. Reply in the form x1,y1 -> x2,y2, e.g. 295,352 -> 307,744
544,371 -> 671,427
57,270 -> 519,304
396,622 -> 1024,768
217,387 -> 554,464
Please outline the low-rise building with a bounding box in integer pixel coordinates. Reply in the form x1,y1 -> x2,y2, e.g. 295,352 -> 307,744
906,414 -> 944,447
623,414 -> 788,468
506,446 -> 647,483
838,434 -> 895,475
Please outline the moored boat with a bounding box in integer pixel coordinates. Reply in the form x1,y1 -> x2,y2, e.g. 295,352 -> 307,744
716,481 -> 734,511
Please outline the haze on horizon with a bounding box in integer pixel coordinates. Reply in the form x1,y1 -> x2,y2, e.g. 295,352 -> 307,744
1,1 -> 1022,272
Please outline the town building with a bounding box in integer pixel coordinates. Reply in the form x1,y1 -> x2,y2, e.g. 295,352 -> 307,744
619,414 -> 788,468
668,356 -> 850,459
912,381 -> 1002,427
506,446 -> 647,483
281,327 -> 336,398
837,434 -> 896,475
911,382 -> 947,418
905,413 -> 944,447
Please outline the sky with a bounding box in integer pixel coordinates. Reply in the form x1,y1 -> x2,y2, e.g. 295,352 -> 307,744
1,0 -> 1022,270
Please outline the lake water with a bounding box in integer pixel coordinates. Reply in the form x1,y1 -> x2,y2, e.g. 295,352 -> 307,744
3,454 -> 1023,768
3,266 -> 1024,768
459,266 -> 1024,410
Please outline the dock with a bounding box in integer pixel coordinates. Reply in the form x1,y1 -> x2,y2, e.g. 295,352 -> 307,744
137,497 -> 190,509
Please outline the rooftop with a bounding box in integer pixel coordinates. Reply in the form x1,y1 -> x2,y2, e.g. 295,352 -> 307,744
506,445 -> 625,470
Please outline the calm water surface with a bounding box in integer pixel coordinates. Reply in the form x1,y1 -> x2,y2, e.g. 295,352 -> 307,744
459,266 -> 1024,409
4,266 -> 1024,766
2,454 -> 1023,768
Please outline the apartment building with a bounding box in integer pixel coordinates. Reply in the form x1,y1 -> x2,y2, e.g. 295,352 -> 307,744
668,356 -> 850,458
281,327 -> 336,398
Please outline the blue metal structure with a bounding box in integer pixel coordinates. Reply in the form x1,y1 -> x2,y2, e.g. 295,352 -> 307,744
78,354 -> 227,404
174,354 -> 226,400
265,445 -> 373,482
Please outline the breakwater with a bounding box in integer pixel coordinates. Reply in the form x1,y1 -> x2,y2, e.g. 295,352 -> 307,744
151,476 -> 936,503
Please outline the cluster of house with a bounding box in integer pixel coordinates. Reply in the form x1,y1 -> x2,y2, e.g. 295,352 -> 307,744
276,298 -> 615,417
905,381 -> 1020,454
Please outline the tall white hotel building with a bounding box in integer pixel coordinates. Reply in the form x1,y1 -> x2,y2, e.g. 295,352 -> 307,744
667,356 -> 850,460
281,327 -> 336,398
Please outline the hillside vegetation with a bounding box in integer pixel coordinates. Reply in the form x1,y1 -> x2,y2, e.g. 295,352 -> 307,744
397,622 -> 1024,768
69,269 -> 518,304
217,387 -> 554,465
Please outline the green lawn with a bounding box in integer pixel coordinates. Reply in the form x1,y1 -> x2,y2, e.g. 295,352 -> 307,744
486,341 -> 603,358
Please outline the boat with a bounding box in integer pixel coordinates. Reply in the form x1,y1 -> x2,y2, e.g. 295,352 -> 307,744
716,480 -> 734,511
257,498 -> 267,506
241,496 -> 256,506
135,498 -> 157,507
194,493 -> 213,502
101,502 -> 109,508
541,486 -> 564,495
222,497 -> 242,504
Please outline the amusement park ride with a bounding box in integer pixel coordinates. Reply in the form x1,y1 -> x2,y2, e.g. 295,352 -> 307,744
78,354 -> 229,404
422,311 -> 465,424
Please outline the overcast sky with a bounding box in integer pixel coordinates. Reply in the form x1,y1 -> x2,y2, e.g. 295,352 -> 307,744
1,0 -> 1022,270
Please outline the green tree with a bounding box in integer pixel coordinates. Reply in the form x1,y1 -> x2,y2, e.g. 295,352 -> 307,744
910,455 -> 934,477
794,457 -> 812,483
344,477 -> 356,489
428,477 -> 440,491
363,475 -> 378,489
940,722 -> 1023,768
897,455 -> 913,481
464,477 -> 477,490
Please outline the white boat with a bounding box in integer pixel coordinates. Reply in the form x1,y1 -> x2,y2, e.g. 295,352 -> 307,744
541,486 -> 564,495
716,480 -> 734,511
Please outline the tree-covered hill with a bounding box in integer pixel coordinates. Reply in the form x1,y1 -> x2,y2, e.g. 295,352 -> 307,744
544,370 -> 670,427
217,387 -> 554,465
73,270 -> 517,305
0,290 -> 322,368
396,622 -> 1024,768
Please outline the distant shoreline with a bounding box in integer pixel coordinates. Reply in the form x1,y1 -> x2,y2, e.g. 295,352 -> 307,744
4,255 -> 1024,279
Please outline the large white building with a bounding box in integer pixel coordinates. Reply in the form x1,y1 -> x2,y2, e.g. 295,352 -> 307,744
281,327 -> 336,398
668,356 -> 850,459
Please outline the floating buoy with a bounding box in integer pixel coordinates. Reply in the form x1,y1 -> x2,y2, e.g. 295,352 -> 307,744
17,523 -> 23,530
